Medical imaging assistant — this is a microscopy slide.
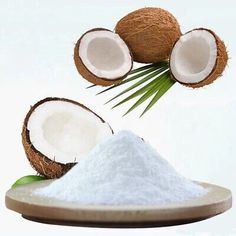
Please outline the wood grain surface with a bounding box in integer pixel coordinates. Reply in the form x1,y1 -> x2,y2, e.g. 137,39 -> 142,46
5,180 -> 232,228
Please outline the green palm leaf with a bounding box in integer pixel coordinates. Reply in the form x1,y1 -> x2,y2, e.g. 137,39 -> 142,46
140,77 -> 175,117
91,61 -> 176,116
128,62 -> 167,75
113,70 -> 169,109
105,67 -> 168,104
123,72 -> 170,116
97,64 -> 167,96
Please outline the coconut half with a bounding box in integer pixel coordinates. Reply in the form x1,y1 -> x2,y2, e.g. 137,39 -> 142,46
74,28 -> 133,86
22,97 -> 113,178
170,28 -> 228,88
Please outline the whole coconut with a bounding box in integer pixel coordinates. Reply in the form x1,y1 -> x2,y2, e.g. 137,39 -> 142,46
115,7 -> 182,63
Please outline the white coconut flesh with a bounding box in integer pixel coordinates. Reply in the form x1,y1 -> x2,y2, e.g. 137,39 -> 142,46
79,30 -> 132,79
170,30 -> 217,84
27,100 -> 112,164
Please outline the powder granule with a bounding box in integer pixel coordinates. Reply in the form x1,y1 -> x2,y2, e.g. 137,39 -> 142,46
34,130 -> 207,205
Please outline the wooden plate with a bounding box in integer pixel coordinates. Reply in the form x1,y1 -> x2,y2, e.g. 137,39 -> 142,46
5,180 -> 232,228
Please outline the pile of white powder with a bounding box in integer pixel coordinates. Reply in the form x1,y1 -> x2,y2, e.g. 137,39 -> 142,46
34,130 -> 207,205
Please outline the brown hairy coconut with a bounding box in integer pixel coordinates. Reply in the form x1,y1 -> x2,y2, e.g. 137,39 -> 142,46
115,7 -> 181,63
170,28 -> 228,88
74,28 -> 133,86
22,97 -> 113,178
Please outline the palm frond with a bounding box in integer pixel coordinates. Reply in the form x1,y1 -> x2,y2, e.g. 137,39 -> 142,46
91,61 -> 176,116
123,71 -> 170,116
105,66 -> 168,104
140,76 -> 175,117
113,70 -> 169,109
97,63 -> 167,95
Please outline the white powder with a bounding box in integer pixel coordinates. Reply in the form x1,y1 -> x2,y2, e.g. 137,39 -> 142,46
34,130 -> 207,205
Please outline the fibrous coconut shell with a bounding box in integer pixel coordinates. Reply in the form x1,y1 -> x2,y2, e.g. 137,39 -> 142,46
115,7 -> 182,63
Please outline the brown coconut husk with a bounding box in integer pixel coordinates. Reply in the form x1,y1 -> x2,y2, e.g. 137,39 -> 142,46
74,28 -> 133,87
115,7 -> 182,63
22,97 -> 113,179
170,28 -> 228,88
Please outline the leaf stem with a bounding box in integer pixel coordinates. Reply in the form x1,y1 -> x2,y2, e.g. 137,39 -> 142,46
129,61 -> 168,75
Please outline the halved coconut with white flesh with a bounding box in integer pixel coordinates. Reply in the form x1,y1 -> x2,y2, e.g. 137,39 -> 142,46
74,28 -> 133,86
170,28 -> 228,88
22,97 -> 113,178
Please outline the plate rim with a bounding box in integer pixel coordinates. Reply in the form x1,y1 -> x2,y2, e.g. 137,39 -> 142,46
5,180 -> 232,225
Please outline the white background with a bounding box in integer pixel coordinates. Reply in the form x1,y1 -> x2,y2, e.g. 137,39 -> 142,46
0,0 -> 235,235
